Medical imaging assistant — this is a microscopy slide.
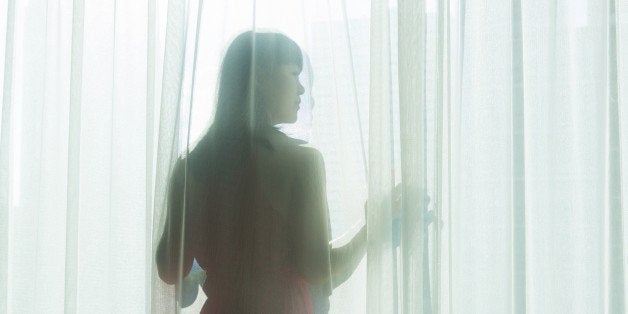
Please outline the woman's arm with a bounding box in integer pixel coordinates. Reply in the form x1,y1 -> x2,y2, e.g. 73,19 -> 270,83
329,222 -> 366,288
290,148 -> 332,286
156,158 -> 193,285
329,185 -> 401,288
292,149 -> 400,288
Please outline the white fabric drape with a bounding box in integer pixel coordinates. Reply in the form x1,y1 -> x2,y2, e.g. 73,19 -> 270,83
1,0 -> 167,312
423,0 -> 628,313
1,0 -> 627,313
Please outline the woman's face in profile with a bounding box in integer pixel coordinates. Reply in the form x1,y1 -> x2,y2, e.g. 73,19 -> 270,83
265,64 -> 305,125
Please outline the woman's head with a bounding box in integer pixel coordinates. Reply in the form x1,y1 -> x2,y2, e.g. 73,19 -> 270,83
188,31 -> 304,182
279,52 -> 314,142
213,31 -> 304,130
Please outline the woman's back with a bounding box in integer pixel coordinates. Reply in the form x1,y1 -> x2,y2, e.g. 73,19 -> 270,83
176,128 -> 323,313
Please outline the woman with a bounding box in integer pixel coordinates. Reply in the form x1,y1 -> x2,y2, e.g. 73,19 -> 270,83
156,31 -> 366,313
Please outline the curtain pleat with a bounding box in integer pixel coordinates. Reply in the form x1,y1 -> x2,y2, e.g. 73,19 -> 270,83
511,0 -> 526,312
64,0 -> 84,312
110,1 -> 150,312
151,0 -> 189,312
340,0 -> 368,180
145,0 -> 157,311
433,0 -> 446,312
519,0 -> 560,312
606,0 -> 624,312
0,0 -> 15,312
367,0 -> 394,312
397,0 -> 425,312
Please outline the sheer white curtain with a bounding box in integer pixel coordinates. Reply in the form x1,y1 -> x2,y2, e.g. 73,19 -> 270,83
1,0 -> 627,313
420,0 -> 628,313
0,0 -> 169,312
1,0 -> 375,312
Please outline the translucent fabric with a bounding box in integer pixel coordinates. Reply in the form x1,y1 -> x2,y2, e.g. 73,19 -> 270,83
1,0 -> 627,313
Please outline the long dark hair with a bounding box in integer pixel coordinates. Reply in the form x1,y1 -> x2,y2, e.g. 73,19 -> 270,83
188,31 -> 303,184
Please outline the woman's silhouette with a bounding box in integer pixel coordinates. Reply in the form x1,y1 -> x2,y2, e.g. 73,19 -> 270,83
156,31 -> 366,313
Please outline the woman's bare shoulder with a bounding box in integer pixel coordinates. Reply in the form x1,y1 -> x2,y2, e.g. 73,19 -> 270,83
282,145 -> 324,177
295,145 -> 323,162
169,156 -> 201,187
170,157 -> 185,181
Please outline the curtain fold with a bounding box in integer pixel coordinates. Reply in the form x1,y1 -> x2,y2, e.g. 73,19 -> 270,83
606,0 -> 624,312
145,0 -> 157,310
0,0 -> 16,312
397,0 -> 425,313
65,0 -> 84,311
366,0 -> 394,313
150,0 -> 190,312
510,0 -> 526,312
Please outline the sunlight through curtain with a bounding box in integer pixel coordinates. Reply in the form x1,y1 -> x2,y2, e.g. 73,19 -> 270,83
1,0 -> 627,313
